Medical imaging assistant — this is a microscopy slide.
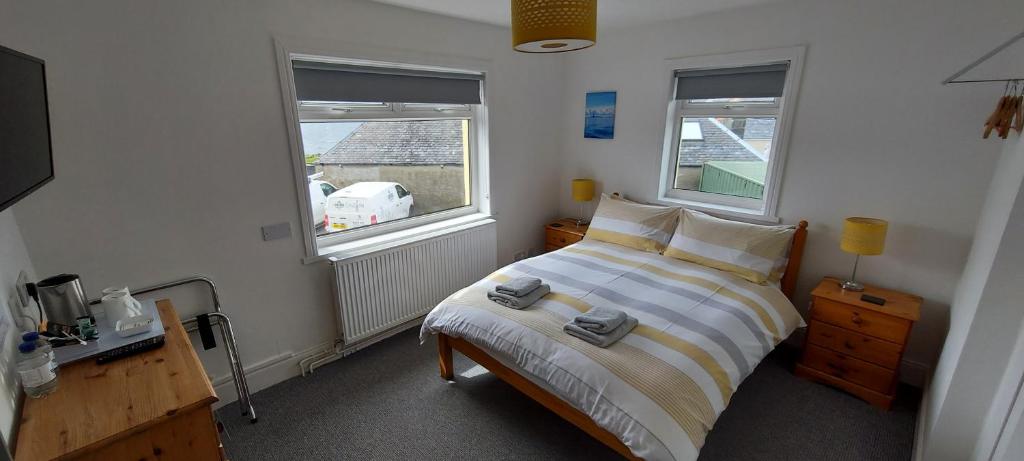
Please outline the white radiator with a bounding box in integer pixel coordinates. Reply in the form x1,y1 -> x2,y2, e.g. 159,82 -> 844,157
329,221 -> 497,347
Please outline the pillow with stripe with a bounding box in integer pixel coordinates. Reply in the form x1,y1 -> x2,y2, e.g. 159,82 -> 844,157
664,209 -> 795,284
583,194 -> 679,253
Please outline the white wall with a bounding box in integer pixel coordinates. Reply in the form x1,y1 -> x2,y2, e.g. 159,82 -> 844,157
0,210 -> 37,446
0,0 -> 564,405
923,133 -> 1024,461
556,0 -> 1023,376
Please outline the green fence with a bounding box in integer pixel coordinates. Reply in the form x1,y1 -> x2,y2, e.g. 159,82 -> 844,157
698,161 -> 767,199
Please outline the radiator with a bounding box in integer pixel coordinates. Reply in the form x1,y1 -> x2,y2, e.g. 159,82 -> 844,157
329,221 -> 497,347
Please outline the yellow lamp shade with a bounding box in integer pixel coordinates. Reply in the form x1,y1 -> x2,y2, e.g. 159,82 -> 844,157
840,217 -> 888,256
572,179 -> 595,202
512,0 -> 597,53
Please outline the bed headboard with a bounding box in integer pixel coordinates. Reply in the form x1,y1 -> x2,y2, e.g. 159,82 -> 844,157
780,221 -> 808,301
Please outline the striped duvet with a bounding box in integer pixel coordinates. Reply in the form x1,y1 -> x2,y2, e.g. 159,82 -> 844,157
420,240 -> 805,461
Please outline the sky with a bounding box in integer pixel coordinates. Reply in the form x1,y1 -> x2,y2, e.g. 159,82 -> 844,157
300,121 -> 363,155
585,91 -> 616,116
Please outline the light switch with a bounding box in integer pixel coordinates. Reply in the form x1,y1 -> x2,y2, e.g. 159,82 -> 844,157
261,222 -> 291,241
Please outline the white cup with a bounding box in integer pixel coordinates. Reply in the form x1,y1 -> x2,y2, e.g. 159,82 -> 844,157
100,287 -> 143,323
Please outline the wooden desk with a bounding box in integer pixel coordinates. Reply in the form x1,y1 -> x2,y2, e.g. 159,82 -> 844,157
15,300 -> 223,461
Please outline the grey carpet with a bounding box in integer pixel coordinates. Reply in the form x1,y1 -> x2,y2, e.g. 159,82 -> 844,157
217,329 -> 917,460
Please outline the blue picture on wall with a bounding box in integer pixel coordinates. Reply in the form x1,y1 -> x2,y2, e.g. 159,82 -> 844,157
584,91 -> 616,139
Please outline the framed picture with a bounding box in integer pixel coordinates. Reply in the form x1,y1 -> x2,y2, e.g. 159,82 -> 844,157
584,91 -> 616,139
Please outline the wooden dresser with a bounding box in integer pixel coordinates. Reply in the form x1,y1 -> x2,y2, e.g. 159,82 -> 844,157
545,218 -> 589,252
15,300 -> 223,461
795,277 -> 921,410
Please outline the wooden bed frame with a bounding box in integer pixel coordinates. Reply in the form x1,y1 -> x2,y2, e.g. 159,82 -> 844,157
437,220 -> 809,460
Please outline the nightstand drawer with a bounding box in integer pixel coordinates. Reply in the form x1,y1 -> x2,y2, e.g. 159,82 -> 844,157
807,321 -> 903,369
802,344 -> 897,393
811,297 -> 911,343
546,229 -> 584,247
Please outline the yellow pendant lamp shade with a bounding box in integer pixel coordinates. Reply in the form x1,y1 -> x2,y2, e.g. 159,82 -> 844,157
840,217 -> 888,255
512,0 -> 597,53
572,178 -> 595,202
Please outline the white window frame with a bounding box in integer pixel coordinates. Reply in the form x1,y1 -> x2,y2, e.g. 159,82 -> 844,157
658,46 -> 805,222
274,38 -> 491,261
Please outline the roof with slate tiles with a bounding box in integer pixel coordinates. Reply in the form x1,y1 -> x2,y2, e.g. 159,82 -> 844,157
319,120 -> 464,165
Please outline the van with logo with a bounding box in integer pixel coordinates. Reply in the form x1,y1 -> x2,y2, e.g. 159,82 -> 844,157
325,182 -> 413,232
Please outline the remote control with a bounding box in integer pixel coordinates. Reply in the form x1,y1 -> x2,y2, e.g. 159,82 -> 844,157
861,294 -> 886,306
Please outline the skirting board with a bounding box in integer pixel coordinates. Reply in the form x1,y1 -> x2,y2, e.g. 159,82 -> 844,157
912,371 -> 932,461
208,340 -> 334,410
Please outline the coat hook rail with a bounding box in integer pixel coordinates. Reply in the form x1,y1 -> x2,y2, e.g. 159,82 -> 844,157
943,30 -> 1024,85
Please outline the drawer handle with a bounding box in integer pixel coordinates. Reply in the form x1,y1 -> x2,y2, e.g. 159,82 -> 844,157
851,314 -> 863,325
820,333 -> 834,339
843,340 -> 855,349
560,238 -> 566,243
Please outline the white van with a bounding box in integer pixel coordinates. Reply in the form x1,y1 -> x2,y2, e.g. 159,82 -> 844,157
326,182 -> 413,231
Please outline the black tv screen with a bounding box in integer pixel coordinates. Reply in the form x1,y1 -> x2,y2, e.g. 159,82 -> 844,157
0,45 -> 53,213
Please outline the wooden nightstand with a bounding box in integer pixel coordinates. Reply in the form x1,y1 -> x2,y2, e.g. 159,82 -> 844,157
795,277 -> 921,410
545,218 -> 588,252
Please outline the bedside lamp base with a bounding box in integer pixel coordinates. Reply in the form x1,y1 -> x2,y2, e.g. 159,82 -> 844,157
841,280 -> 865,292
842,254 -> 865,291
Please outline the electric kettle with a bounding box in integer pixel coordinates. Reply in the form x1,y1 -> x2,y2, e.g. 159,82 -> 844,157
29,274 -> 93,327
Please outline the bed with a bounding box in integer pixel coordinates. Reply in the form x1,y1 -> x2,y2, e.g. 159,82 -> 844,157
420,221 -> 808,461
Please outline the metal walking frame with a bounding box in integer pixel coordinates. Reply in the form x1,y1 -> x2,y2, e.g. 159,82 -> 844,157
89,275 -> 257,423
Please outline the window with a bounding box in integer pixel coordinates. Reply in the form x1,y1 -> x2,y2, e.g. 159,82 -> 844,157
659,47 -> 804,220
281,54 -> 488,257
319,182 -> 337,197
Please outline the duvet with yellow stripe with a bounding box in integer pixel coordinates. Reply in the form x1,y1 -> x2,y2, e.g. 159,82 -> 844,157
420,240 -> 805,461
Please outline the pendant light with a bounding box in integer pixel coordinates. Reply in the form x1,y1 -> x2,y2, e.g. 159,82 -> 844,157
512,0 -> 597,53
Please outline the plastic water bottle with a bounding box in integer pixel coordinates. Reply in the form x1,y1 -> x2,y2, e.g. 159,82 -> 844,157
17,340 -> 58,398
21,331 -> 55,369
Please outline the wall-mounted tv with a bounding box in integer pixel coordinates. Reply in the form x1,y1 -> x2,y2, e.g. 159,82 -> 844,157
0,44 -> 53,213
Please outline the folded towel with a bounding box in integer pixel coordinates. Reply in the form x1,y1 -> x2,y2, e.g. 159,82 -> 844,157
573,306 -> 627,334
564,315 -> 638,348
488,284 -> 550,309
495,277 -> 542,297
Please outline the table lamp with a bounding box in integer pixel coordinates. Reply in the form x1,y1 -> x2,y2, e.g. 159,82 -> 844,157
572,179 -> 595,226
839,217 -> 888,291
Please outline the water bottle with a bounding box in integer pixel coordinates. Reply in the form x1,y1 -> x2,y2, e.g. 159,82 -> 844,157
21,331 -> 55,370
17,340 -> 58,398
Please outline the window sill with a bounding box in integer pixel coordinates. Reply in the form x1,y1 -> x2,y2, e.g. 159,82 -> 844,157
304,213 -> 495,264
655,195 -> 780,224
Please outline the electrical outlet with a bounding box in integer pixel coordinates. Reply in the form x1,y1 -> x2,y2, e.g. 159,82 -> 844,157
513,250 -> 528,261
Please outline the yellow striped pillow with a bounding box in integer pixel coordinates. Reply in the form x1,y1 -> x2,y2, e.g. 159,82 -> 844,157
664,209 -> 795,284
583,194 -> 679,253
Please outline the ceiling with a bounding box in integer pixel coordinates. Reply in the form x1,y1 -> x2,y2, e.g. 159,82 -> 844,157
369,0 -> 784,29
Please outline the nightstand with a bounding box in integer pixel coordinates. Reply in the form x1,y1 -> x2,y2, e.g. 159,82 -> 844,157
795,277 -> 921,410
545,218 -> 588,252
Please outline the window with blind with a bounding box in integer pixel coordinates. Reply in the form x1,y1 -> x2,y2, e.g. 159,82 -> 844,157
659,48 -> 804,220
283,56 -> 488,253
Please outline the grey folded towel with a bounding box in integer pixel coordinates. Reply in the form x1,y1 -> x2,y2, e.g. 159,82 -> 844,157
487,284 -> 550,309
495,277 -> 543,297
574,306 -> 627,334
564,315 -> 638,348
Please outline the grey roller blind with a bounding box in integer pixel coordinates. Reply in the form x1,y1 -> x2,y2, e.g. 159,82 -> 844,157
674,63 -> 789,100
292,61 -> 483,105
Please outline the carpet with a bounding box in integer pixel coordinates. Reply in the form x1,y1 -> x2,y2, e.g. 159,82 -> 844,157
217,328 -> 917,460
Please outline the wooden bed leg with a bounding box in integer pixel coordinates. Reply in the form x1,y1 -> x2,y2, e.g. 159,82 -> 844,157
438,334 -> 454,381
